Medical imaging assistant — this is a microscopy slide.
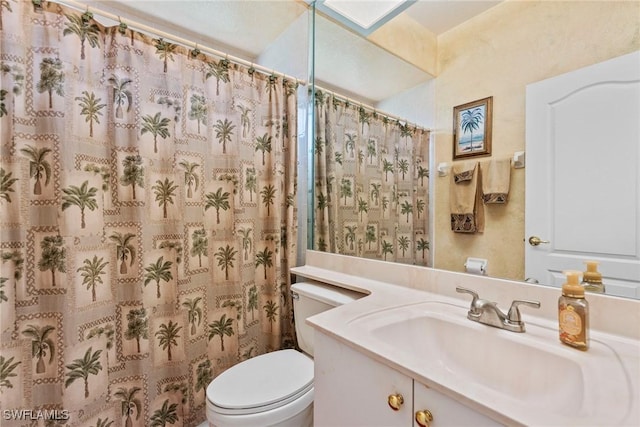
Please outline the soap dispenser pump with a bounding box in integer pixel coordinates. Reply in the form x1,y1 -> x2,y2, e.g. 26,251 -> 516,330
558,271 -> 589,350
582,260 -> 605,294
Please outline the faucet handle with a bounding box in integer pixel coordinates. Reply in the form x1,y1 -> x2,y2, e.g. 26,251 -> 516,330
507,300 -> 541,323
456,287 -> 478,300
456,287 -> 480,313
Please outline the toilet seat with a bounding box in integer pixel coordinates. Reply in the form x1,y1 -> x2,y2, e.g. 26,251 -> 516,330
207,349 -> 314,415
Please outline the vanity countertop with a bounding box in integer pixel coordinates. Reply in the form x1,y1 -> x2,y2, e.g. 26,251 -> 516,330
291,262 -> 640,426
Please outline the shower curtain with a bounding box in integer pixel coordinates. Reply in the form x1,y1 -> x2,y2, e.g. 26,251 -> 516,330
0,2 -> 298,426
313,90 -> 430,265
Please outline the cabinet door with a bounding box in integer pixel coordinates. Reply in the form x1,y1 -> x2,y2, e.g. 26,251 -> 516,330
413,381 -> 503,427
314,331 -> 413,426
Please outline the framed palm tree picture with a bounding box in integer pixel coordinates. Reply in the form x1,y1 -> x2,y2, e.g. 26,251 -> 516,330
453,96 -> 493,159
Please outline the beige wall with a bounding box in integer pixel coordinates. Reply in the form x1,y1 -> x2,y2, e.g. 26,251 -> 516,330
368,13 -> 438,76
433,0 -> 640,279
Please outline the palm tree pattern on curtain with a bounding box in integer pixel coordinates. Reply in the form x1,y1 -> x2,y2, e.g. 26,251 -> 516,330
314,91 -> 431,265
0,3 -> 298,426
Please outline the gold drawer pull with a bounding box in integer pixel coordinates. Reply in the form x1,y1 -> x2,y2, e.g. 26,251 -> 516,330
415,409 -> 433,427
387,393 -> 404,411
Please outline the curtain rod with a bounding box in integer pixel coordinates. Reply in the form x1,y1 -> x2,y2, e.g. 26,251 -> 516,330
314,84 -> 429,132
49,0 -> 308,85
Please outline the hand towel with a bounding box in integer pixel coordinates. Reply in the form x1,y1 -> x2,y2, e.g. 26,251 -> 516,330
453,162 -> 475,183
450,162 -> 484,233
481,159 -> 511,204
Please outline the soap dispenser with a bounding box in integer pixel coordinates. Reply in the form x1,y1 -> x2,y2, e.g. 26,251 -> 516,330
558,271 -> 589,350
582,260 -> 605,294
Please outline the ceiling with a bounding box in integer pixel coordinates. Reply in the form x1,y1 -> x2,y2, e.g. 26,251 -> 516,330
314,0 -> 417,36
314,0 -> 503,36
85,0 -> 309,60
82,0 -> 503,103
406,1 -> 502,35
318,0 -> 503,103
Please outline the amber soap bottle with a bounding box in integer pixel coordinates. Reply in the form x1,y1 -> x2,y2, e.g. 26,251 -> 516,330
558,271 -> 589,350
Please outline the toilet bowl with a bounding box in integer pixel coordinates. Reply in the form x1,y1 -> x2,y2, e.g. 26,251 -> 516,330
205,282 -> 363,427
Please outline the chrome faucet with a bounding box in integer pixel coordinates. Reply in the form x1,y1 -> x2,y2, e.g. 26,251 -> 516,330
456,287 -> 540,333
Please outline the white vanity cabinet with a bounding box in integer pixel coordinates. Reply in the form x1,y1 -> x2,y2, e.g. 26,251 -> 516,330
413,381 -> 501,427
314,331 -> 503,427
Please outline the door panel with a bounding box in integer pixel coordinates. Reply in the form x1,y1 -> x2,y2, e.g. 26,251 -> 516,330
413,381 -> 501,426
314,331 -> 413,426
525,51 -> 640,298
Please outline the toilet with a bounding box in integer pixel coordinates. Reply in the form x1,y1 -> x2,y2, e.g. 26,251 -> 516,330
206,282 -> 363,427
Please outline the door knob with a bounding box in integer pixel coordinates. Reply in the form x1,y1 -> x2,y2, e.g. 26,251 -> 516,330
387,393 -> 404,411
528,236 -> 550,246
415,409 -> 433,427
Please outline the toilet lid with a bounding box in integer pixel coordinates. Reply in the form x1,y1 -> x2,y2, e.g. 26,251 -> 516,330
207,349 -> 313,414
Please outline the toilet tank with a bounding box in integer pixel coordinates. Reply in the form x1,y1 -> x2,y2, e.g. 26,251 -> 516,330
291,282 -> 364,357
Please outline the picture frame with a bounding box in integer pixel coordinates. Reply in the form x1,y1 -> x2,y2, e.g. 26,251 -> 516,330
453,96 -> 493,160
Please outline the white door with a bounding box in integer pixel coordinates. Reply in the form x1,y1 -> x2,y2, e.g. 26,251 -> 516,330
525,51 -> 640,298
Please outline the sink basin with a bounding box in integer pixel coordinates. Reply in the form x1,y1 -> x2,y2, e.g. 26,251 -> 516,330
348,301 -> 633,424
371,308 -> 583,409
